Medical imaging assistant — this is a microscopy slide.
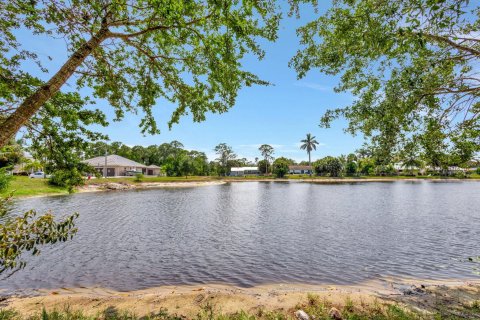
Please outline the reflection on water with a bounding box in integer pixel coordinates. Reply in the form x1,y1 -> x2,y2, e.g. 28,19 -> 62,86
1,181 -> 480,292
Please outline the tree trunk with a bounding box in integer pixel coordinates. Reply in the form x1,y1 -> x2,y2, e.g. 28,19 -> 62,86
308,151 -> 312,177
0,28 -> 110,148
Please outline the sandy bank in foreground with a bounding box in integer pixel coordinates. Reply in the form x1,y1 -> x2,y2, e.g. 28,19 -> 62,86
4,279 -> 480,318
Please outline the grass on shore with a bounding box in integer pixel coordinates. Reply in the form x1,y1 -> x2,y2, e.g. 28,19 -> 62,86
1,293 -> 479,320
0,303 -> 431,320
0,176 -> 68,197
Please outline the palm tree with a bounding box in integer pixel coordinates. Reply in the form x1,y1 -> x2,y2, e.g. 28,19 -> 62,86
300,133 -> 319,177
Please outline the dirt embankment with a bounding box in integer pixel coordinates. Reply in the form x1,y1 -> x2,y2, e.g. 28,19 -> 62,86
77,180 -> 226,193
3,279 -> 480,318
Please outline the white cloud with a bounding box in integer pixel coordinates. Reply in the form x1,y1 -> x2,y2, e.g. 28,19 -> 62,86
294,82 -> 332,91
205,151 -> 218,161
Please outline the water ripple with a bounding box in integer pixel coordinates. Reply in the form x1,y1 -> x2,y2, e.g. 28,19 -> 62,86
1,181 -> 480,291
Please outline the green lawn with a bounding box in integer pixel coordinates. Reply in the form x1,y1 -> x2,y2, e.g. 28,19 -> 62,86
0,176 -> 68,197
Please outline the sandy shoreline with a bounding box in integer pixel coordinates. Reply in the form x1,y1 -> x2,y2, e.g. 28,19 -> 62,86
75,177 -> 477,195
10,177 -> 479,199
77,180 -> 227,193
3,278 -> 480,317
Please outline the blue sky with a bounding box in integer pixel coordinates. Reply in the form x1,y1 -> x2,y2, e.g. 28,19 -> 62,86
18,2 -> 365,162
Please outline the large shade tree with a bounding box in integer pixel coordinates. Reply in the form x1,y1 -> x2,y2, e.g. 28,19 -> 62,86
214,143 -> 236,176
273,157 -> 292,177
26,93 -> 107,177
0,0 -> 307,147
291,0 -> 480,165
300,133 -> 319,176
258,144 -> 274,174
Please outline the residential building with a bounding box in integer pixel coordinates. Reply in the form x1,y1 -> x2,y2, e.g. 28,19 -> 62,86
288,165 -> 313,175
230,166 -> 260,176
146,164 -> 163,176
83,154 -> 161,177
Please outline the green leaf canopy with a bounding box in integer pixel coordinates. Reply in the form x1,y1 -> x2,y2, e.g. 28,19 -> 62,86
291,0 -> 480,165
0,0 -> 305,147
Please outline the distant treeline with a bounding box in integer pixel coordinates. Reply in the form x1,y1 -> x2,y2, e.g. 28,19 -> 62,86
84,141 -> 258,177
84,141 -> 480,178
1,140 -> 479,181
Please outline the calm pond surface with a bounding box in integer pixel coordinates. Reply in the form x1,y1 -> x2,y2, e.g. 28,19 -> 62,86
2,181 -> 480,292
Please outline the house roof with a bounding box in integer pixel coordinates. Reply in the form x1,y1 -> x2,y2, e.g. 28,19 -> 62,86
147,164 -> 161,168
83,154 -> 147,168
231,167 -> 259,172
289,165 -> 312,170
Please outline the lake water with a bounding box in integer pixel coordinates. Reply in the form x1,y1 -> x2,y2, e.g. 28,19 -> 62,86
1,181 -> 480,292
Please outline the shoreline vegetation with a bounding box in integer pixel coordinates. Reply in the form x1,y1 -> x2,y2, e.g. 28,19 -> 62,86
2,175 -> 480,199
2,280 -> 480,319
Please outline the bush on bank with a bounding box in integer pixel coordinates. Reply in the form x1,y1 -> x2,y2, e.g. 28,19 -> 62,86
314,157 -> 343,177
273,158 -> 290,178
48,168 -> 85,193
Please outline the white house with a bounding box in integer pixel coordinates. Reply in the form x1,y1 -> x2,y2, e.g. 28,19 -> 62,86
146,164 -> 163,176
83,154 -> 161,177
230,167 -> 260,176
